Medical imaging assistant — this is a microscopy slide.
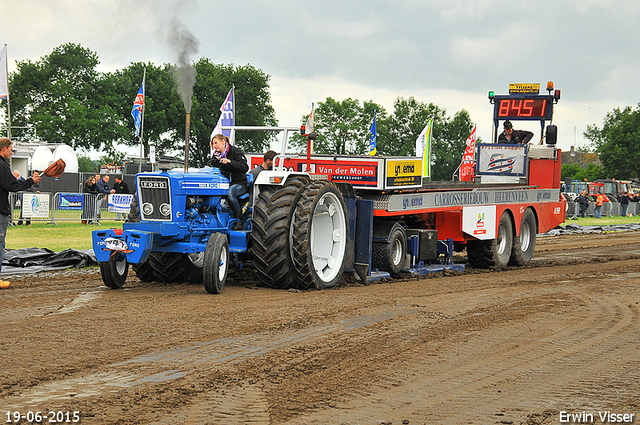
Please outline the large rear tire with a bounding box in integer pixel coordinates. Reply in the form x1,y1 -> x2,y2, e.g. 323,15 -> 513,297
467,211 -> 513,269
146,252 -> 190,283
250,176 -> 309,289
132,252 -> 201,284
291,181 -> 348,289
132,259 -> 154,282
509,208 -> 536,266
127,193 -> 140,223
203,233 -> 229,294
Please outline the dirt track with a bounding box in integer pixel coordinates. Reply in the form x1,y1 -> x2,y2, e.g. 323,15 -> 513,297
2,231 -> 640,425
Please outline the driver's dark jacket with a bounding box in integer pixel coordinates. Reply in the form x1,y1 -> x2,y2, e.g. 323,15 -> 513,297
207,144 -> 249,189
498,129 -> 534,144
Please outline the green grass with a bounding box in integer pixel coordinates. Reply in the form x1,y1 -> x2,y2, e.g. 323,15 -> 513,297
5,221 -> 122,252
560,215 -> 640,227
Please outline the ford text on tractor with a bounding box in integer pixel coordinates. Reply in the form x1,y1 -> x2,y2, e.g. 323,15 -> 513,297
92,82 -> 565,293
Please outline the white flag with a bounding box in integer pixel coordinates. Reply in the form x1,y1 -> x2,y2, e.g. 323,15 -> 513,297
0,45 -> 8,100
415,119 -> 433,178
304,102 -> 314,134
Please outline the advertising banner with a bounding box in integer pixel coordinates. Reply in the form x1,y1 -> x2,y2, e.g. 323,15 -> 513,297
58,193 -> 84,210
108,194 -> 134,213
476,144 -> 527,176
462,205 -> 497,240
385,159 -> 422,187
22,194 -> 50,218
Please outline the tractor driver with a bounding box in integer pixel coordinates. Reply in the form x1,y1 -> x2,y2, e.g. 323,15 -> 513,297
208,133 -> 249,230
498,120 -> 534,144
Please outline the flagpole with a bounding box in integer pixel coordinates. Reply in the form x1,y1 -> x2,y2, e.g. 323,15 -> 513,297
3,44 -> 11,139
138,67 -> 146,174
231,83 -> 235,145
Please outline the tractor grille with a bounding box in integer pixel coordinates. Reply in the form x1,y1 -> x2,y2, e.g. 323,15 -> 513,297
138,176 -> 172,221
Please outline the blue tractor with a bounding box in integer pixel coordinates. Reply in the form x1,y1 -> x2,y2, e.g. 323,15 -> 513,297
92,164 -> 351,293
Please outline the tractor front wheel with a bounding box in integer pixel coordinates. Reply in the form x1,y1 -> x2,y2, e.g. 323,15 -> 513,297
203,233 -> 229,294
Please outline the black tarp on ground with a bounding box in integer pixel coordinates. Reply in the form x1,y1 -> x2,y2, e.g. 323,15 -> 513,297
1,248 -> 97,275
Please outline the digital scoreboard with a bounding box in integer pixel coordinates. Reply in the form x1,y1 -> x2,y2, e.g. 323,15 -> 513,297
494,96 -> 553,120
489,82 -> 560,122
488,82 -> 561,144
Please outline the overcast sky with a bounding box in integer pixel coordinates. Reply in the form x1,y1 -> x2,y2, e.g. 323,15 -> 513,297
2,0 -> 639,156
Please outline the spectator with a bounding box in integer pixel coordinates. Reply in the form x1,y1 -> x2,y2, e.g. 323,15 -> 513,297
0,138 -> 41,288
576,190 -> 589,218
112,176 -> 130,220
95,175 -> 114,225
96,175 -> 115,195
82,175 -> 97,225
620,191 -> 630,217
594,192 -> 604,218
112,176 -> 129,194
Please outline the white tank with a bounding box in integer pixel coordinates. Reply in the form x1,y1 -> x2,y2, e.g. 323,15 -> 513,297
52,144 -> 79,173
31,146 -> 54,172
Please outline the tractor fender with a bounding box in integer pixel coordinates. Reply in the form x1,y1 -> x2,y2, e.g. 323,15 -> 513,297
253,170 -> 310,188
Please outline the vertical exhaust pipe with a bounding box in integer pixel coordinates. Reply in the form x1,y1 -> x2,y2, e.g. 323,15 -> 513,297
184,113 -> 190,173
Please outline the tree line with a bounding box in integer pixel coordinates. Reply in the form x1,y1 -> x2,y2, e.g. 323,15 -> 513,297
561,104 -> 640,182
3,43 -> 477,179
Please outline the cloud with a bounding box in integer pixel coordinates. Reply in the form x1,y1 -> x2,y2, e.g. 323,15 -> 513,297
2,0 -> 640,154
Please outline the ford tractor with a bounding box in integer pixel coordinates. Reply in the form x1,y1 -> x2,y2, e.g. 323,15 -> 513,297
92,160 -> 351,294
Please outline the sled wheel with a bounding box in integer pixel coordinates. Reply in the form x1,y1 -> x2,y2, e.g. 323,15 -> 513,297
203,233 -> 229,294
372,225 -> 406,277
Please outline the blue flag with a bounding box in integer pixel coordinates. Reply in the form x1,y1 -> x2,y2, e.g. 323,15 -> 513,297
131,81 -> 144,136
369,110 -> 377,156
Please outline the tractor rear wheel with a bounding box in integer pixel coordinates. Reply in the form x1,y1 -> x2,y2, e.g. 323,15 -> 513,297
132,260 -> 154,282
127,194 -> 140,223
250,176 -> 309,289
291,181 -> 348,289
467,211 -> 513,269
146,252 -> 190,283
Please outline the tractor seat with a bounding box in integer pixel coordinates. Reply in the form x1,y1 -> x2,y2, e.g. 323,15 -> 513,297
238,173 -> 254,202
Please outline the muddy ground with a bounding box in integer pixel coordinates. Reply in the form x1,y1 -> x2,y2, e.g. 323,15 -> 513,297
1,231 -> 640,425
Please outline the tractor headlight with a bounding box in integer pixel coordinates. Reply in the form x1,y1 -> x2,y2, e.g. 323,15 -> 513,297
159,203 -> 171,217
142,202 -> 154,215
